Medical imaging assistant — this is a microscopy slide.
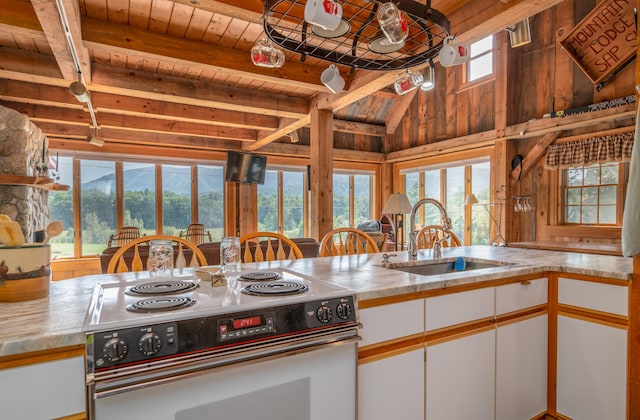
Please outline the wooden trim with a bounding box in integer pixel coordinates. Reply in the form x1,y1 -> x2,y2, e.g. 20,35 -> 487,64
629,253 -> 640,418
556,272 -> 631,286
358,334 -> 424,364
547,272 -> 558,414
558,304 -> 629,329
54,413 -> 85,420
191,166 -> 198,223
426,324 -> 496,346
73,158 -> 81,257
0,344 -> 84,370
494,305 -> 548,327
553,126 -> 636,144
155,164 -> 162,233
115,161 -> 124,229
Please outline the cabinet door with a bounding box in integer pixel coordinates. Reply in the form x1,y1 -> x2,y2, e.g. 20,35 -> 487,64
0,356 -> 85,419
558,277 -> 628,316
496,314 -> 548,420
426,329 -> 495,420
557,315 -> 627,420
358,348 -> 424,420
426,287 -> 494,331
496,277 -> 547,315
359,299 -> 424,347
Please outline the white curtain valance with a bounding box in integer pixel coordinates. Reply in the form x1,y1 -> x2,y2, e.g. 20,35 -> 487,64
545,131 -> 634,169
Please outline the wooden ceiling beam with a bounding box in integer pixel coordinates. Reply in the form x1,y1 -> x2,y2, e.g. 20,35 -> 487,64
385,89 -> 419,135
333,120 -> 385,137
39,123 -> 242,151
81,17 -> 326,92
246,115 -> 311,151
29,0 -> 91,82
0,78 -> 280,131
172,0 -> 264,24
2,101 -> 259,142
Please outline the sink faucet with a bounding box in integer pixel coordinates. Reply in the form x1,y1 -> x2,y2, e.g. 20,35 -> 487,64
408,198 -> 453,260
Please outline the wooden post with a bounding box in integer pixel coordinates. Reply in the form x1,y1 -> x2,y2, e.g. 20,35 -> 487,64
310,103 -> 334,241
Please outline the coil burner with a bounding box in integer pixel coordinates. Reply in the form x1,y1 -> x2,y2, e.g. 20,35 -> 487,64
126,296 -> 196,313
239,271 -> 282,282
125,280 -> 199,296
241,281 -> 309,296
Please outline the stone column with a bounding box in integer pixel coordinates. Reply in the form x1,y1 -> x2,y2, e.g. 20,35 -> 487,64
0,105 -> 50,241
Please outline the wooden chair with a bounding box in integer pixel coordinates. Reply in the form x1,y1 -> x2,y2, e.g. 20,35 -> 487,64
107,226 -> 142,247
239,232 -> 303,262
367,231 -> 389,252
319,228 -> 380,257
179,223 -> 212,245
415,225 -> 462,249
106,234 -> 207,273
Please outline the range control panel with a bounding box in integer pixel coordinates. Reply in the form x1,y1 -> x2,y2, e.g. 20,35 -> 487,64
88,295 -> 357,371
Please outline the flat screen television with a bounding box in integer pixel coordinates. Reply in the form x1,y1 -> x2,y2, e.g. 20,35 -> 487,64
225,151 -> 267,184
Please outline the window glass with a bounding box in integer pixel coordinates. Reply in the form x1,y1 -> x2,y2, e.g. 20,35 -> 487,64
162,164 -> 191,235
197,165 -> 224,241
49,155 -> 73,258
80,160 -> 116,256
333,174 -> 350,228
563,163 -> 620,225
422,170 -> 441,227
354,175 -> 371,224
258,170 -> 279,232
471,162 -> 490,245
123,162 -> 156,235
405,172 -> 420,206
445,166 -> 465,240
283,171 -> 304,238
467,35 -> 493,83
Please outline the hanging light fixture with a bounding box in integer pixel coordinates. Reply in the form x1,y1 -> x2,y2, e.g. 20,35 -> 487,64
506,18 -> 531,48
420,60 -> 435,91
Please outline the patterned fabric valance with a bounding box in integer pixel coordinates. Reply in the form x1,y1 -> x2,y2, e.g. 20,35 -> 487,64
545,131 -> 635,169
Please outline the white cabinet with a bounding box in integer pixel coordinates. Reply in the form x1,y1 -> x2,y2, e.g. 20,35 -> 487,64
0,355 -> 85,419
358,299 -> 424,420
359,299 -> 424,347
496,277 -> 548,315
358,349 -> 424,420
425,287 -> 494,331
496,314 -> 548,420
558,277 -> 628,316
557,315 -> 627,420
426,329 -> 496,420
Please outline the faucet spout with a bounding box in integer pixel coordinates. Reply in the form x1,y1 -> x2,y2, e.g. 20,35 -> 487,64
408,198 -> 452,260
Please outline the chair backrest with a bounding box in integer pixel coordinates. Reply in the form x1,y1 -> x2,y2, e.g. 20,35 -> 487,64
179,223 -> 212,245
415,225 -> 462,249
367,231 -> 388,252
107,226 -> 142,247
239,232 -> 304,262
319,228 -> 380,257
106,234 -> 208,273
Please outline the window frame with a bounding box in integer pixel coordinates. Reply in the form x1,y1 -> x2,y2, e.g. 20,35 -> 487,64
460,35 -> 495,88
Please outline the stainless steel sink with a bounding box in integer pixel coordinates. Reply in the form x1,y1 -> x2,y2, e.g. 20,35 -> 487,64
383,258 -> 513,276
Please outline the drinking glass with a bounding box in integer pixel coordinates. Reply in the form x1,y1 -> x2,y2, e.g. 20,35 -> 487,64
377,2 -> 408,45
149,239 -> 174,278
220,236 -> 241,274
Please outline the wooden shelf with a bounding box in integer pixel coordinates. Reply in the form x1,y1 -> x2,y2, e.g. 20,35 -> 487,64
0,175 -> 70,191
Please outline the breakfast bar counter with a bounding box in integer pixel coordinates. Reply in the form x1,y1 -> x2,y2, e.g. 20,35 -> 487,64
0,246 -> 633,358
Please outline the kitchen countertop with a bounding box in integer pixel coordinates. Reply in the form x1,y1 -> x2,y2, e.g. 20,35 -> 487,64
509,241 -> 623,256
0,246 -> 634,359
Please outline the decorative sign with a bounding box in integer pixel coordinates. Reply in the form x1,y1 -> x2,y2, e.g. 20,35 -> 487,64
560,0 -> 636,84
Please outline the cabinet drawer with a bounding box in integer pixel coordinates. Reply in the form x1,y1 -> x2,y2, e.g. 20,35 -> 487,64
496,277 -> 547,315
359,299 -> 424,346
426,287 -> 494,331
558,278 -> 628,316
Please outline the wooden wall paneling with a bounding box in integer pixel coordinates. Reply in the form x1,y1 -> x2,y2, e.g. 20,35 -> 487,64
224,180 -> 238,236
445,66 -> 458,140
493,139 -> 511,241
570,0 -> 597,108
554,0 -> 577,112
435,64 -> 447,142
456,87 -> 468,137
238,182 -> 256,236
536,163 -> 554,241
495,30 -> 508,137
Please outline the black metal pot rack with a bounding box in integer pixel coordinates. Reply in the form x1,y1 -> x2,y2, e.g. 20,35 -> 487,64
263,0 -> 450,71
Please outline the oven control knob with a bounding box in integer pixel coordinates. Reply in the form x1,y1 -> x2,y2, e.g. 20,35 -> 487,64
138,333 -> 162,356
316,305 -> 333,323
336,302 -> 352,320
103,338 -> 128,362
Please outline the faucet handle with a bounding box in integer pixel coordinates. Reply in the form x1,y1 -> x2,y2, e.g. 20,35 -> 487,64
381,253 -> 397,264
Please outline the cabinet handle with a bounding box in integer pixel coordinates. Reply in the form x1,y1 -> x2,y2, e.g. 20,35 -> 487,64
520,280 -> 531,286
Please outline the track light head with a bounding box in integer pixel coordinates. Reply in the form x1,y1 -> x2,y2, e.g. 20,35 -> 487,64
87,134 -> 105,147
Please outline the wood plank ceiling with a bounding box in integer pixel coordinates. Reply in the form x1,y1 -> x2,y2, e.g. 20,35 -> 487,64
0,0 -> 562,156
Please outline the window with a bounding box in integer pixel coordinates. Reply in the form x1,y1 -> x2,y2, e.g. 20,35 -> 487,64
403,160 -> 491,245
257,168 -> 307,237
48,154 -> 227,258
332,172 -> 375,228
123,162 -> 156,235
562,163 -> 625,225
80,160 -> 116,256
466,35 -> 493,82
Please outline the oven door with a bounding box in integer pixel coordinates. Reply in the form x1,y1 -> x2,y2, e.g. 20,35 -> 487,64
89,341 -> 357,420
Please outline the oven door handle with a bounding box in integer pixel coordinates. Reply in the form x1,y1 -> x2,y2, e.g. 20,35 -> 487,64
92,331 -> 359,399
